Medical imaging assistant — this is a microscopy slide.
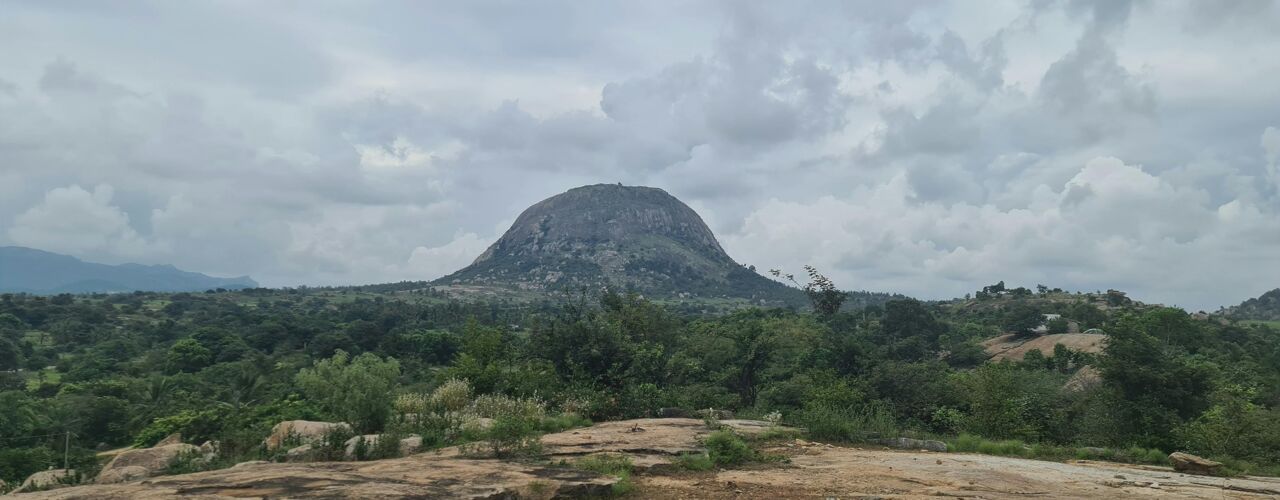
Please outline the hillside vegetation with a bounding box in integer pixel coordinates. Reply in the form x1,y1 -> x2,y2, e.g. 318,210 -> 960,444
1225,288 -> 1280,321
2,279 -> 1279,488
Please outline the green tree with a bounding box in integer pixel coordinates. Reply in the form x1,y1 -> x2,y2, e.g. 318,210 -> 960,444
167,338 -> 212,373
1003,304 -> 1043,336
0,337 -> 21,371
296,350 -> 401,433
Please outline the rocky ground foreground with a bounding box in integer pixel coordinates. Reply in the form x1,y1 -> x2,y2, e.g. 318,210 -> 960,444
12,418 -> 1280,499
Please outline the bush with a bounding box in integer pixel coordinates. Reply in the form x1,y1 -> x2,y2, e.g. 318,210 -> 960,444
465,414 -> 542,458
430,379 -> 473,413
538,413 -> 592,433
295,350 -> 401,433
133,409 -> 223,448
705,430 -> 754,466
471,394 -> 546,420
796,401 -> 898,443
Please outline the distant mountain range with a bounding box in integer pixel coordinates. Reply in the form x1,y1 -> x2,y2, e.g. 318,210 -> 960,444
0,246 -> 257,294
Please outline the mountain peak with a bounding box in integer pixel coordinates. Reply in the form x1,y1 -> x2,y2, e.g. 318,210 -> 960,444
436,184 -> 795,303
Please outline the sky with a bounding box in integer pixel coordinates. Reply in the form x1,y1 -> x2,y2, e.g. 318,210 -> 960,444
1,0 -> 1278,311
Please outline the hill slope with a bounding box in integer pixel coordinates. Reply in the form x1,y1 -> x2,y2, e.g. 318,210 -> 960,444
1224,288 -> 1280,321
0,246 -> 257,294
434,184 -> 801,305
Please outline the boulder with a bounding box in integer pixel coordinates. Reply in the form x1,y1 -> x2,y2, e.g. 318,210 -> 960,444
1169,452 -> 1222,476
199,440 -> 219,456
154,432 -> 183,446
657,407 -> 691,418
871,437 -> 948,453
93,466 -> 149,485
96,443 -> 199,484
343,434 -> 384,460
263,420 -> 351,450
399,435 -> 424,456
12,469 -> 75,493
285,444 -> 315,462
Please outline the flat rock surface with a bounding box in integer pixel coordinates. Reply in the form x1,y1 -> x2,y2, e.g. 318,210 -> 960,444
984,333 -> 1106,361
13,420 -> 1280,499
636,441 -> 1280,499
12,455 -> 614,499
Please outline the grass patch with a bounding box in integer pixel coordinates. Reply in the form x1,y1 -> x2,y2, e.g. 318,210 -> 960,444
672,452 -> 715,471
538,413 -> 592,433
947,433 -> 1168,466
574,453 -> 634,496
749,427 -> 804,442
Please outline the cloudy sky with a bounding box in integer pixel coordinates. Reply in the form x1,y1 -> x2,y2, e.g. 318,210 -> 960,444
2,1 -> 1278,310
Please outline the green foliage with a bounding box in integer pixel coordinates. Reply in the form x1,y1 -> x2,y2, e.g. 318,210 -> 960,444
466,414 -> 543,458
796,401 -> 898,443
134,409 -> 223,447
295,350 -> 401,433
672,452 -> 715,470
2,286 -> 1280,479
705,430 -> 755,466
1003,304 -> 1043,335
166,338 -> 212,373
957,363 -> 1065,441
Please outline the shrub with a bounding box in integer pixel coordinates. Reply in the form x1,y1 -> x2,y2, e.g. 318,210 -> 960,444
471,394 -> 546,420
705,430 -> 754,466
295,350 -> 400,433
133,409 -> 223,448
464,414 -> 542,458
430,379 -> 473,413
796,401 -> 898,443
538,413 -> 592,433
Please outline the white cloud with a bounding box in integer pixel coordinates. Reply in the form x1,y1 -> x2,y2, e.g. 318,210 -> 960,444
0,1 -> 1278,309
407,232 -> 494,281
8,185 -> 154,259
723,156 -> 1279,310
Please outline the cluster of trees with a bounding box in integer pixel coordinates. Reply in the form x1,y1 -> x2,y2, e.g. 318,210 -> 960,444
1,283 -> 1278,484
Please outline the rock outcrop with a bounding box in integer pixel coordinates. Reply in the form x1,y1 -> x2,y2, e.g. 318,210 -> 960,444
10,469 -> 75,494
95,443 -> 199,484
262,420 -> 351,450
1169,452 -> 1222,476
434,184 -> 804,305
154,433 -> 183,447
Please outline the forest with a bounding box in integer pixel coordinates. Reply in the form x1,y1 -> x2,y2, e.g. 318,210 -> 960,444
2,283 -> 1279,487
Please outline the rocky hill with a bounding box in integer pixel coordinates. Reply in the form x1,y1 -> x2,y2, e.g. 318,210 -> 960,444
434,184 -> 803,305
1223,288 -> 1280,321
0,246 -> 256,294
